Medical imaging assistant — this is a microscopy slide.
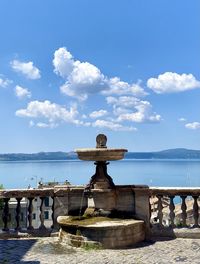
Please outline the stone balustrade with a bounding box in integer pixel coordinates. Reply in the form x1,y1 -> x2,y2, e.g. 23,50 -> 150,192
1,186 -> 200,239
149,187 -> 200,238
0,186 -> 87,236
0,188 -> 54,234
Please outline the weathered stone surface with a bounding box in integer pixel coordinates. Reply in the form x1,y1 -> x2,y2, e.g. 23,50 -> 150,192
2,237 -> 200,264
150,187 -> 200,196
0,188 -> 54,198
75,148 -> 127,161
59,219 -> 145,249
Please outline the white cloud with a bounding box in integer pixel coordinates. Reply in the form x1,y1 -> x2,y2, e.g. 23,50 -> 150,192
36,122 -> 58,128
106,96 -> 139,108
92,119 -> 136,131
15,85 -> 31,99
89,110 -> 108,119
53,47 -> 147,100
185,122 -> 200,130
60,61 -> 105,101
11,60 -> 41,79
0,77 -> 12,88
53,47 -> 74,78
53,47 -> 105,100
16,100 -> 79,127
117,100 -> 161,123
102,77 -> 148,97
178,117 -> 187,122
147,72 -> 200,94
106,96 -> 161,123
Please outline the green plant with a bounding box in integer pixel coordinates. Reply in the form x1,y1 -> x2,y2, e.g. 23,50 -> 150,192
176,220 -> 183,228
82,242 -> 103,251
76,229 -> 82,236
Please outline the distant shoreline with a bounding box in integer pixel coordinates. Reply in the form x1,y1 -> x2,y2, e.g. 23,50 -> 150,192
0,148 -> 200,161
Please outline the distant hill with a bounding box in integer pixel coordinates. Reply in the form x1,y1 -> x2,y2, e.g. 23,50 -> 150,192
125,148 -> 200,159
0,151 -> 77,161
0,148 -> 200,161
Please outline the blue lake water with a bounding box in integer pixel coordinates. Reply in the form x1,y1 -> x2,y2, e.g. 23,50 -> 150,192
0,159 -> 200,189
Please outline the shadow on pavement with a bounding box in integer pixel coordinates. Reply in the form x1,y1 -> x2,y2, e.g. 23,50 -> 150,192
0,239 -> 39,264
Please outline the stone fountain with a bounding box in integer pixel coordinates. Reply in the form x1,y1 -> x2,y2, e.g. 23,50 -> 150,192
57,134 -> 149,248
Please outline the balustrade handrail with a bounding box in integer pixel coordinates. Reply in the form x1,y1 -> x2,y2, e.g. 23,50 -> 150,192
0,186 -> 86,199
0,188 -> 54,198
149,187 -> 200,196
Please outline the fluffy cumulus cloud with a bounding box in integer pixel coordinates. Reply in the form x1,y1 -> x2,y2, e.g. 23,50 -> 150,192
11,60 -> 41,79
53,47 -> 147,100
147,72 -> 200,94
15,99 -> 138,131
107,96 -> 161,123
53,47 -> 105,100
16,100 -> 79,127
102,78 -> 148,97
185,122 -> 200,130
92,119 -> 136,131
14,48 -> 164,131
89,110 -> 108,119
15,85 -> 31,99
0,77 -> 12,88
51,47 -> 162,130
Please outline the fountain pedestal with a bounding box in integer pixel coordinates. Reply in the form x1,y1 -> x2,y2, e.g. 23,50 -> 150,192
86,161 -> 115,190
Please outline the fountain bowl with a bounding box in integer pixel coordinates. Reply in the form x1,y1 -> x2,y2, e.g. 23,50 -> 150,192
57,215 -> 145,249
75,148 -> 127,161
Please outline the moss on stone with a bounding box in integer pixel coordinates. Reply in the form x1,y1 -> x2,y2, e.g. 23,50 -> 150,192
62,215 -> 117,226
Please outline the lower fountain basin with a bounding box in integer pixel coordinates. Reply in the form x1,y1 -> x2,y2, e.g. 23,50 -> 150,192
75,148 -> 127,161
57,216 -> 145,249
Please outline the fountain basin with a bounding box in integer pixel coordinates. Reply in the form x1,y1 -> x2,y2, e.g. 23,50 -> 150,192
75,148 -> 127,161
58,216 -> 145,249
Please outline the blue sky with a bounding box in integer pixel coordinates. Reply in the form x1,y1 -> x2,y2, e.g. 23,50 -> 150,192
0,0 -> 200,153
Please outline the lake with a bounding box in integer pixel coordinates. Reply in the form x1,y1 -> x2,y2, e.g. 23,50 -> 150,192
0,159 -> 200,189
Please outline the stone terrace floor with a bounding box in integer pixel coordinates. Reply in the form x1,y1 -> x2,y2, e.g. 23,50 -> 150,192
1,237 -> 200,264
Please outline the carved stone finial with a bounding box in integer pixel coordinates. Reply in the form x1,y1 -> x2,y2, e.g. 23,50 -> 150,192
96,134 -> 107,148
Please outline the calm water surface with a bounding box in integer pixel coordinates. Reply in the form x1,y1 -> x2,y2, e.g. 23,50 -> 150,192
0,159 -> 200,189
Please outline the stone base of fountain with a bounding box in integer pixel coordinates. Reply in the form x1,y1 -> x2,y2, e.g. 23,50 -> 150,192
57,216 -> 145,249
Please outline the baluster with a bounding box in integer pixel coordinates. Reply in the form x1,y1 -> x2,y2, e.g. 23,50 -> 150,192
2,198 -> 10,231
192,196 -> 199,227
169,195 -> 175,228
157,195 -> 164,227
27,198 -> 34,230
180,195 -> 187,227
15,198 -> 22,231
51,196 -> 55,229
39,197 -> 46,230
149,197 -> 152,226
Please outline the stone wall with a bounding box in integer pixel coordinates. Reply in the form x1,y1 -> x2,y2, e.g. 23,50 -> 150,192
54,185 -> 150,232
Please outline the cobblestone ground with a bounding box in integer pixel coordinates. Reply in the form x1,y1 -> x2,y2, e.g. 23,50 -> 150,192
1,237 -> 200,264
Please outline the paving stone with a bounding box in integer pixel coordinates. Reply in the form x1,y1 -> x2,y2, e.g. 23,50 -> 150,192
1,237 -> 200,264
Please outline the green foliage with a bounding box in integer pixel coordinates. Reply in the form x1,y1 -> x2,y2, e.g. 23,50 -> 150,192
76,229 -> 82,236
82,242 -> 103,251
